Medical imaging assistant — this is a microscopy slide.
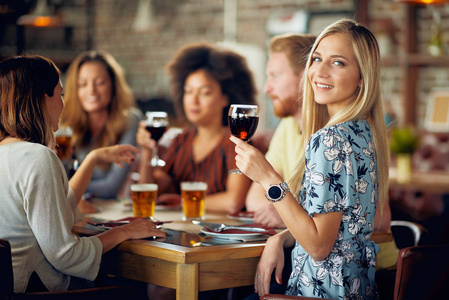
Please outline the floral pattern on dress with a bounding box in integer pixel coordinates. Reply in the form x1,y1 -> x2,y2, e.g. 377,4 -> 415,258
286,120 -> 379,299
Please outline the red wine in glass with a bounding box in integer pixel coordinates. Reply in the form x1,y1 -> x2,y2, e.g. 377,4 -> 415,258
228,104 -> 259,174
145,126 -> 167,143
228,116 -> 259,142
144,111 -> 169,167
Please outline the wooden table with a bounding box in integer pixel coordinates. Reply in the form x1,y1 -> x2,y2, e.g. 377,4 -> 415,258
73,198 -> 392,300
389,168 -> 449,193
114,239 -> 262,299
74,199 -> 266,300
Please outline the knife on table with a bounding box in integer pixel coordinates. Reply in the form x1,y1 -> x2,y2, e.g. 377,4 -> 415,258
88,219 -> 171,228
192,220 -> 268,233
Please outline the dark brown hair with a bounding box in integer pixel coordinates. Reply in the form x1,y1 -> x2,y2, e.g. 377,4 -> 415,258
166,43 -> 257,126
0,55 -> 60,146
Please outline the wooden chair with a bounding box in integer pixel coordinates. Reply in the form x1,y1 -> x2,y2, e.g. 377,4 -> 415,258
264,244 -> 449,300
393,244 -> 449,300
390,220 -> 426,249
0,239 -> 13,300
0,239 -> 131,300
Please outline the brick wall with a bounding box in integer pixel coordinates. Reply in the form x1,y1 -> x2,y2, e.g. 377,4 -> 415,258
70,0 -> 449,129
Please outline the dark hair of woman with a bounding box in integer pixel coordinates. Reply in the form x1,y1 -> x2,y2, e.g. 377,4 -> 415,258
0,55 -> 60,146
166,43 -> 257,126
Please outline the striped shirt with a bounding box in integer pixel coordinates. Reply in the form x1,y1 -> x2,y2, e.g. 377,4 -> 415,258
161,128 -> 235,194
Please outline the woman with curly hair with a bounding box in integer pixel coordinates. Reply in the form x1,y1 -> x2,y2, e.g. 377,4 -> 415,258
137,42 -> 257,214
61,50 -> 142,200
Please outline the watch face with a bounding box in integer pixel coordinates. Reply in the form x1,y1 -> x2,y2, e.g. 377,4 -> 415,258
268,186 -> 282,199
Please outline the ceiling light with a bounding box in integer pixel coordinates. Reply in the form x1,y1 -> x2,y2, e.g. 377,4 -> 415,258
133,0 -> 155,32
17,0 -> 63,27
395,0 -> 449,4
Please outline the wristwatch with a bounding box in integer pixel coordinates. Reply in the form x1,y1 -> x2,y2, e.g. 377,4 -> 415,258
265,182 -> 290,202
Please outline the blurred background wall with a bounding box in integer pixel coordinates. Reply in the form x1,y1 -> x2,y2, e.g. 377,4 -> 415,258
1,0 -> 449,130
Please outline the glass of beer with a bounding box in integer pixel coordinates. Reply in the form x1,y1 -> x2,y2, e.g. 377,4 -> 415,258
130,183 -> 158,219
228,104 -> 259,174
181,182 -> 207,221
55,126 -> 73,160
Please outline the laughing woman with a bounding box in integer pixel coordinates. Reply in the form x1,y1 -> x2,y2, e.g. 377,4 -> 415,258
61,50 -> 141,200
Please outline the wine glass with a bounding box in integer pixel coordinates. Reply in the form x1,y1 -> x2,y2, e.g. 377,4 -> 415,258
144,111 -> 169,167
228,104 -> 259,174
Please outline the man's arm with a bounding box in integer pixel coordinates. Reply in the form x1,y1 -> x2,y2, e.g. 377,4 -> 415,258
245,169 -> 282,211
245,168 -> 287,228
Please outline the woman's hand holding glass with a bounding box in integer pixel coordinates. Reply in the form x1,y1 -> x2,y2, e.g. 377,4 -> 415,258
137,122 -> 158,158
144,111 -> 169,167
228,104 -> 259,174
229,135 -> 281,187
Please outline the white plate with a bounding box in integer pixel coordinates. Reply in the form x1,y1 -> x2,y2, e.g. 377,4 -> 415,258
201,228 -> 264,240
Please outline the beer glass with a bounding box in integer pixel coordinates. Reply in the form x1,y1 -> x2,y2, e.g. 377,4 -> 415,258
144,111 -> 169,167
55,126 -> 73,160
130,183 -> 158,219
181,182 -> 207,221
228,104 -> 259,174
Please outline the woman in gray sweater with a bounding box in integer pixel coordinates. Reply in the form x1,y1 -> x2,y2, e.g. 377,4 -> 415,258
0,55 -> 165,293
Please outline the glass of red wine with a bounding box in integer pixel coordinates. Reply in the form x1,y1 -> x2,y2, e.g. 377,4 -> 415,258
228,104 -> 259,174
144,111 -> 169,167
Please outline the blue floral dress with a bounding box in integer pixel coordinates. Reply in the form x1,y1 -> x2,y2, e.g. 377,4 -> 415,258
286,120 -> 379,299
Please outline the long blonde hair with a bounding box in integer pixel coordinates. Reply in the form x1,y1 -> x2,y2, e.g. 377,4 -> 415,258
289,19 -> 389,210
61,50 -> 135,148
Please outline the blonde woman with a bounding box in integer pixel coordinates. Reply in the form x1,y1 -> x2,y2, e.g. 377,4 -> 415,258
61,50 -> 141,200
231,19 -> 389,299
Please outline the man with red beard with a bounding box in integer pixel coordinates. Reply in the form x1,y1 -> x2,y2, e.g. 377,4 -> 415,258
245,34 -> 315,228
